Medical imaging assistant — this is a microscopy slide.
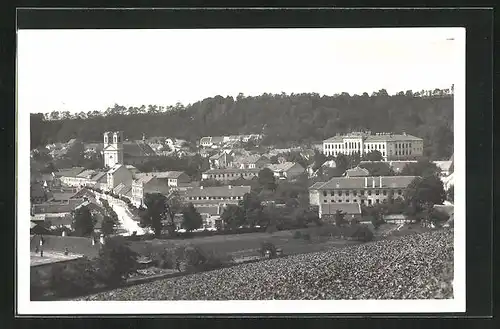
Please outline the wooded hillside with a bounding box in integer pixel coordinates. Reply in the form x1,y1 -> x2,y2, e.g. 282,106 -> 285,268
30,90 -> 454,160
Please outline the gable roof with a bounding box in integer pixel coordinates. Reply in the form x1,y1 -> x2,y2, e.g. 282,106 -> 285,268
76,169 -> 97,178
107,163 -> 125,174
267,162 -> 303,172
152,171 -> 186,179
233,154 -> 266,165
123,141 -> 156,157
433,161 -> 453,172
186,186 -> 251,198
54,167 -> 85,178
203,168 -> 261,175
320,203 -> 361,215
309,182 -> 326,190
192,205 -> 221,216
314,176 -> 418,190
345,166 -> 370,177
210,136 -> 225,144
91,171 -> 107,182
32,199 -> 85,214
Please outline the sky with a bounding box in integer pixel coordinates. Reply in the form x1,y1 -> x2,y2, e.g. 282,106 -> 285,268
17,28 -> 462,114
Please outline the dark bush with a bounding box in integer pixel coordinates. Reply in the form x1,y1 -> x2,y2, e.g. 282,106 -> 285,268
151,249 -> 176,269
259,241 -> 277,258
302,232 -> 311,241
94,236 -> 138,286
293,231 -> 302,239
48,258 -> 96,298
175,245 -> 234,273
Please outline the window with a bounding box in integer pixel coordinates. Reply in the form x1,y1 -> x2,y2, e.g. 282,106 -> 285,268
375,190 -> 380,195
338,200 -> 342,203
360,190 -> 365,196
338,191 -> 342,196
383,190 -> 387,196
353,199 -> 357,203
346,199 -> 350,203
323,191 -> 327,197
353,191 -> 357,196
368,190 -> 372,196
376,199 -> 380,204
397,190 -> 402,195
368,199 -> 372,205
360,199 -> 365,204
323,200 -> 327,203
332,200 -> 336,203
330,191 -> 334,196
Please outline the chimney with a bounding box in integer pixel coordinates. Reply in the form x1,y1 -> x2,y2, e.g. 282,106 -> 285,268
364,177 -> 368,188
372,178 -> 375,188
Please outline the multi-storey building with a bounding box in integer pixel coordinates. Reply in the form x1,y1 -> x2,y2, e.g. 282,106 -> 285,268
322,132 -> 424,161
309,175 -> 418,208
201,168 -> 260,181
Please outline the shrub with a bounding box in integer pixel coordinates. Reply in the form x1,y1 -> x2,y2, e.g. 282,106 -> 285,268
151,249 -> 176,269
266,225 -> 278,234
314,223 -> 341,237
48,258 -> 96,298
174,245 -> 233,273
259,241 -> 277,258
293,231 -> 302,239
94,236 -> 138,286
30,269 -> 46,300
301,232 -> 311,241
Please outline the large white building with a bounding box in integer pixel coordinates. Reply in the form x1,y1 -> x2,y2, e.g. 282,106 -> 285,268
322,132 -> 424,161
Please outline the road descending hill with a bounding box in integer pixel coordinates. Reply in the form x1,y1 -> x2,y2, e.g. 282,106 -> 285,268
78,228 -> 454,301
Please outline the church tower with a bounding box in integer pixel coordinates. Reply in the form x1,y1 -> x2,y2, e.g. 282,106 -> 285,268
103,131 -> 124,168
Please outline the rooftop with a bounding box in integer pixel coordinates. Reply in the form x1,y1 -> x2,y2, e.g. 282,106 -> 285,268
310,176 -> 418,190
267,162 -> 303,172
203,168 -> 261,175
324,133 -> 423,143
54,167 -> 85,178
345,166 -> 370,177
32,199 -> 85,214
186,186 -> 251,198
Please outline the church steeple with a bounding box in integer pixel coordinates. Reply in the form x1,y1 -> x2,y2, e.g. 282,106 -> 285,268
103,131 -> 124,168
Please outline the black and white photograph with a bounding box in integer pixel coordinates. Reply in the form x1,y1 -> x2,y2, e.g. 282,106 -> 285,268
17,25 -> 465,314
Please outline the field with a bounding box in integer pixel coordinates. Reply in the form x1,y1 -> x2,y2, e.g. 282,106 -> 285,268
78,228 -> 454,301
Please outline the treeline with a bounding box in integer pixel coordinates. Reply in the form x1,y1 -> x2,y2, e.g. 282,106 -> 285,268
30,89 -> 454,160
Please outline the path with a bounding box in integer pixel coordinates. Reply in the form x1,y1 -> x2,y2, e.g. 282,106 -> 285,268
108,199 -> 149,236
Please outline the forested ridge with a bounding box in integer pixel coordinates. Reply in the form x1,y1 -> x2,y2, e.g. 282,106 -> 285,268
30,89 -> 454,160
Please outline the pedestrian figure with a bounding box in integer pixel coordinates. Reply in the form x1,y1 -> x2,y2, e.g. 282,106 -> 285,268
35,246 -> 39,254
40,249 -> 43,257
176,259 -> 181,272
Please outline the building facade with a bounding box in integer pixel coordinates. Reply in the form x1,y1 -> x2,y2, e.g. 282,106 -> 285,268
106,164 -> 133,191
309,175 -> 418,207
103,131 -> 124,168
201,168 -> 260,181
322,132 -> 424,161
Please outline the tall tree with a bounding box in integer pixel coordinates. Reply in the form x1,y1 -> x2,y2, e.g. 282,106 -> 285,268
334,210 -> 347,227
181,203 -> 203,232
401,158 -> 440,177
258,168 -> 277,191
139,193 -> 168,236
71,206 -> 96,237
362,150 -> 383,162
404,175 -> 446,215
220,205 -> 245,230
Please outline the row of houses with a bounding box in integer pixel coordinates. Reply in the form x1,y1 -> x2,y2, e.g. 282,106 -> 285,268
201,161 -> 305,182
199,134 -> 263,148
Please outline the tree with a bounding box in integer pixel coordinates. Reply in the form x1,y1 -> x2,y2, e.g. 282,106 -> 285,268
335,154 -> 349,173
240,192 -> 264,227
139,193 -> 168,236
359,162 -> 395,176
258,168 -> 277,191
401,158 -> 440,177
95,236 -> 138,286
71,206 -> 96,237
362,150 -> 383,162
334,210 -> 347,227
220,205 -> 245,230
181,203 -> 203,232
404,175 -> 446,216
101,215 -> 116,236
312,150 -> 328,171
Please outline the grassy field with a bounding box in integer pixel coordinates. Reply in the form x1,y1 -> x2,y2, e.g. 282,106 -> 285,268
127,223 -> 406,260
